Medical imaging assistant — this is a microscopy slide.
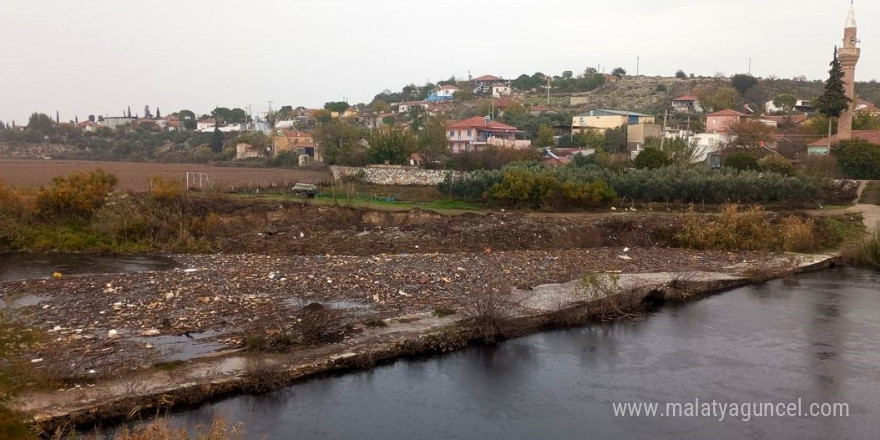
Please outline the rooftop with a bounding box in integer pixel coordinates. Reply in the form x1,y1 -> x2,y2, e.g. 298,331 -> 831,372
808,130 -> 880,147
707,109 -> 747,117
448,117 -> 521,132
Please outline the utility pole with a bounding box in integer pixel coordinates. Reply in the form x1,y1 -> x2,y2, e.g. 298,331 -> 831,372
546,75 -> 551,106
748,58 -> 752,75
660,108 -> 669,150
636,57 -> 640,76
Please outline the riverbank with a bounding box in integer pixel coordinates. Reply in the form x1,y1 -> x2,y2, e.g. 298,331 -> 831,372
4,251 -> 836,436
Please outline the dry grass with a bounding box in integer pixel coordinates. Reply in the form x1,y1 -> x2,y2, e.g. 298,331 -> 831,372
80,418 -> 244,440
461,285 -> 521,341
677,204 -> 820,252
843,224 -> 880,268
579,273 -> 644,320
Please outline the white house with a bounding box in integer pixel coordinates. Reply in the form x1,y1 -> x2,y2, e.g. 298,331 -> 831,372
196,119 -> 216,131
492,84 -> 512,99
99,116 -> 136,130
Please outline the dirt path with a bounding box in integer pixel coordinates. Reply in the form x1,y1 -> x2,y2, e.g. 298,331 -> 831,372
808,204 -> 880,231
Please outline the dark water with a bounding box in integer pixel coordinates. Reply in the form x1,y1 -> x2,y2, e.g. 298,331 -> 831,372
159,268 -> 880,438
0,253 -> 177,282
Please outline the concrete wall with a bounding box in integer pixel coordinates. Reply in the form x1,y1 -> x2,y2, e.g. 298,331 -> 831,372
331,165 -> 469,186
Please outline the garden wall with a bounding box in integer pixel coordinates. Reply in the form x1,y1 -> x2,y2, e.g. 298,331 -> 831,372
330,165 -> 468,186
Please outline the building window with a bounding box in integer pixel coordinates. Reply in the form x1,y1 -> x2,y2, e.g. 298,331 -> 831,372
467,130 -> 472,137
449,130 -> 454,137
458,130 -> 462,137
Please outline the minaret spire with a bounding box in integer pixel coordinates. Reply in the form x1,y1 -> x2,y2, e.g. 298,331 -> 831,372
846,1 -> 856,29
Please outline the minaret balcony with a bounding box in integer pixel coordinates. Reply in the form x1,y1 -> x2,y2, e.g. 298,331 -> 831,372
839,47 -> 861,62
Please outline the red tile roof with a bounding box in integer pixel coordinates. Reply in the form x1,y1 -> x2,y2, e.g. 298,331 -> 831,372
673,95 -> 699,101
473,75 -> 502,82
447,117 -> 521,132
808,130 -> 880,147
707,109 -> 746,117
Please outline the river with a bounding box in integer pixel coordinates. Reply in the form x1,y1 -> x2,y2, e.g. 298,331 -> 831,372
0,253 -> 177,283
126,266 -> 878,440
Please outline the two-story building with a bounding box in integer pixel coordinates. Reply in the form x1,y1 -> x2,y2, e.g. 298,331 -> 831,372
273,130 -> 315,158
447,116 -> 531,153
705,109 -> 747,133
572,109 -> 661,146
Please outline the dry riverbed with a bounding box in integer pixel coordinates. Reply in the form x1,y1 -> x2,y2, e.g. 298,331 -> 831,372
1,248 -> 835,434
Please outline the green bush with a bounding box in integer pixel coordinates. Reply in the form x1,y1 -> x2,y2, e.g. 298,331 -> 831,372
759,154 -> 795,176
439,163 -> 820,205
485,170 -> 616,210
724,152 -> 760,171
634,147 -> 671,170
831,139 -> 880,179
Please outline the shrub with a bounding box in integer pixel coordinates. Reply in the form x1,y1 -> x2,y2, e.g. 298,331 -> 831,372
676,204 -> 819,252
759,154 -> 795,176
845,226 -> 880,268
440,164 -> 820,205
485,170 -> 615,210
724,152 -> 760,171
36,169 -> 118,219
149,176 -> 183,205
634,147 -> 671,170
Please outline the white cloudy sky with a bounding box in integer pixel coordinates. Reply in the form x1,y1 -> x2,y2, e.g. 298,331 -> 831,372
0,0 -> 875,123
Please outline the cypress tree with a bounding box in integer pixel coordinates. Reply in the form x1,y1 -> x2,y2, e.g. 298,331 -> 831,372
815,47 -> 851,148
211,126 -> 224,153
156,107 -> 161,119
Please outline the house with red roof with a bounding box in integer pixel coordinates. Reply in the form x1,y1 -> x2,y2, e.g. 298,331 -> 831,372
446,116 -> 531,153
671,95 -> 702,113
706,109 -> 747,133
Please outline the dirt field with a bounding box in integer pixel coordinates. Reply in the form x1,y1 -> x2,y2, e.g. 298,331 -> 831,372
0,159 -> 332,191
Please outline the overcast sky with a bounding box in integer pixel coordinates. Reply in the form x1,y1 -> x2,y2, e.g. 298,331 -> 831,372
0,0 -> 875,124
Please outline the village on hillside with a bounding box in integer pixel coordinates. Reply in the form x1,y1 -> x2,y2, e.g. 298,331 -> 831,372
2,2 -> 879,177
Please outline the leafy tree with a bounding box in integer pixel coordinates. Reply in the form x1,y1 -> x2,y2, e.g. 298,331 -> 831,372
88,115 -> 96,122
211,107 -> 232,124
772,94 -> 797,114
744,83 -> 768,106
179,110 -> 197,130
831,139 -> 880,179
575,128 -> 606,149
211,126 -> 224,153
313,109 -> 333,125
603,126 -> 628,153
437,76 -> 457,87
814,48 -> 852,145
723,151 -> 760,170
634,147 -> 671,170
727,119 -> 776,149
366,127 -> 416,165
645,137 -> 702,166
561,71 -> 573,80
731,74 -> 758,97
611,67 -> 627,79
324,101 -> 351,114
27,112 -> 54,134
417,116 -> 450,165
584,67 -> 597,76
696,86 -> 739,112
315,119 -> 363,165
143,105 -> 153,119
854,111 -> 880,130
675,70 -> 688,79
372,100 -> 391,113
536,124 -> 555,147
228,108 -> 247,124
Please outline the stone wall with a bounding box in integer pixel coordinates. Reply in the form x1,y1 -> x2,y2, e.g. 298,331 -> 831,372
330,165 -> 468,186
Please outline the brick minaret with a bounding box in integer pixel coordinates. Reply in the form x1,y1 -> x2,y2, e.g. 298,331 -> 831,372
838,2 -> 860,140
